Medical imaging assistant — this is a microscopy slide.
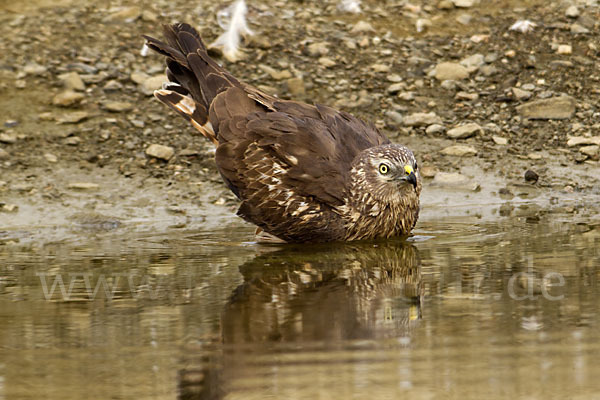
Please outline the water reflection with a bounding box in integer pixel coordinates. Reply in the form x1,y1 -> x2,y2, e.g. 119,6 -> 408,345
223,241 -> 421,343
0,213 -> 599,399
180,241 -> 421,399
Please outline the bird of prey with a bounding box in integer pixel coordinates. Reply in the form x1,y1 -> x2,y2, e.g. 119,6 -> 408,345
144,23 -> 421,243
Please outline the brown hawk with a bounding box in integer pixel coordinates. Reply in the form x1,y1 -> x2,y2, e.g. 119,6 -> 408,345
144,23 -> 421,243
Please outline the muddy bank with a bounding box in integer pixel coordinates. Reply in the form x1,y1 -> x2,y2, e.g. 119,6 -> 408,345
0,0 -> 598,244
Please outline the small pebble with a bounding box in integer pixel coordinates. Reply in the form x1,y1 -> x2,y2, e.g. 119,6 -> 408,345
44,153 -> 58,163
557,45 -> 572,55
259,64 -> 292,80
140,75 -> 167,96
103,101 -> 134,112
64,137 -> 81,146
521,83 -> 536,91
68,182 -> 99,190
103,80 -> 124,91
52,90 -> 84,107
106,6 -> 141,22
524,170 -> 539,183
460,54 -> 485,70
141,10 -> 158,22
403,112 -> 442,127
492,136 -> 508,145
452,0 -> 477,7
0,204 -> 18,213
440,80 -> 458,90
351,21 -> 375,33
398,92 -> 414,101
512,87 -> 532,101
387,83 -> 405,94
56,111 -> 89,124
570,23 -> 589,34
146,144 -> 175,161
318,57 -> 336,68
385,111 -> 403,125
565,5 -> 579,18
433,62 -> 470,81
307,42 -> 329,56
58,72 -> 85,91
441,145 -> 477,156
24,63 -> 47,76
456,13 -> 472,25
0,133 -> 17,144
446,123 -> 482,139
426,124 -> 445,134
580,145 -> 599,158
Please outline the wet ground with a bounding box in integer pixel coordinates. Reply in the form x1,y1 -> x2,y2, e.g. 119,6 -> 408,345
1,0 -> 600,398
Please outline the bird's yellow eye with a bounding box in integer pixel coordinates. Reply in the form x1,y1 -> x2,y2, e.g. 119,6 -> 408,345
379,164 -> 389,174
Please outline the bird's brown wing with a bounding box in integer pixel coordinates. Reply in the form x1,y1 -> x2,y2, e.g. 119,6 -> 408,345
211,88 -> 390,242
144,23 -> 391,242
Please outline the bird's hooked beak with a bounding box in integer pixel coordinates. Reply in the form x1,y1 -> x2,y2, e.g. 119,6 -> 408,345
402,165 -> 418,189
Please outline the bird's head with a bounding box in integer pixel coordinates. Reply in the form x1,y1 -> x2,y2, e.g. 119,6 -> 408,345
349,144 -> 422,207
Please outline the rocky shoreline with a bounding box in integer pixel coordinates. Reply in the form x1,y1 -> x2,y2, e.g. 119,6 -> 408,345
0,0 -> 598,243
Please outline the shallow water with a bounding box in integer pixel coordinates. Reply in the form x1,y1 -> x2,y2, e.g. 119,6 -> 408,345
1,206 -> 599,399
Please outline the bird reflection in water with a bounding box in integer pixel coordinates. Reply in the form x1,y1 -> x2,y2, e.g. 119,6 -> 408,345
178,240 -> 421,399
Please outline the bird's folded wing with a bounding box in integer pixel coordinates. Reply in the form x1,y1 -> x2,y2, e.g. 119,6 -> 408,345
212,110 -> 343,241
212,96 -> 388,242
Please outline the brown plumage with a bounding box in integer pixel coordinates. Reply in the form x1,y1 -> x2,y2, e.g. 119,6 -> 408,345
144,23 -> 422,243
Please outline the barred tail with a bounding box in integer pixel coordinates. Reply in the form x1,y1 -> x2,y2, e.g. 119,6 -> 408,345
143,23 -> 241,144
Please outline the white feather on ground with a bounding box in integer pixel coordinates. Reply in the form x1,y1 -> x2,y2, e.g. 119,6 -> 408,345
415,18 -> 431,33
509,20 -> 537,33
140,43 -> 149,57
210,0 -> 253,62
338,0 -> 361,13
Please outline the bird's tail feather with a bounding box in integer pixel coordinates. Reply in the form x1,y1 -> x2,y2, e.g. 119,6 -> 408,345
143,23 -> 241,144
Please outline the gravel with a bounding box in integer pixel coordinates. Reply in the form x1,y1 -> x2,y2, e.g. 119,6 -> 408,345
0,0 -> 598,221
